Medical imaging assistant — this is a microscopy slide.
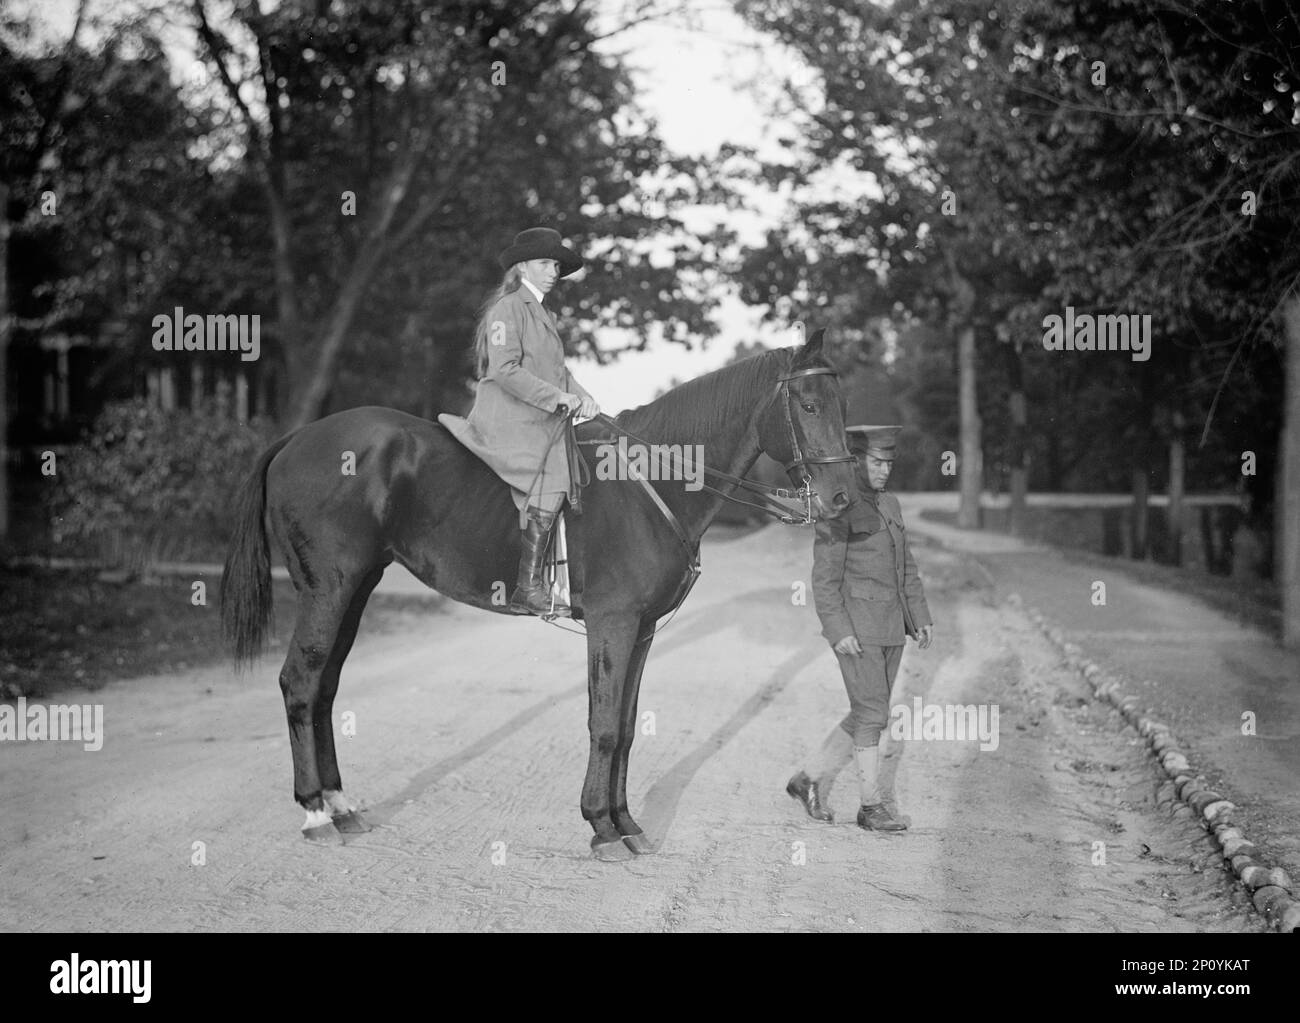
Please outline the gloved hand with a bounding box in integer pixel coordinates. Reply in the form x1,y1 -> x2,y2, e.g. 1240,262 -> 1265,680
557,393 -> 600,419
556,393 -> 581,416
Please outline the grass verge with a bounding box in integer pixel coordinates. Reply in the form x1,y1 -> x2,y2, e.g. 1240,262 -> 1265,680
0,566 -> 443,698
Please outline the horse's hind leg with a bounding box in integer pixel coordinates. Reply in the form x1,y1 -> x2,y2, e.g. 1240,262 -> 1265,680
317,564 -> 387,835
611,619 -> 656,854
279,579 -> 362,842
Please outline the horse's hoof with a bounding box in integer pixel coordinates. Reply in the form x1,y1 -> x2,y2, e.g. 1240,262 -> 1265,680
331,810 -> 371,834
303,823 -> 342,843
621,831 -> 655,855
591,837 -> 635,862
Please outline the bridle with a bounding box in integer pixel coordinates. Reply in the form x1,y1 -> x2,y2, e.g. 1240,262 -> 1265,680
578,363 -> 856,529
773,365 -> 858,491
704,365 -> 856,526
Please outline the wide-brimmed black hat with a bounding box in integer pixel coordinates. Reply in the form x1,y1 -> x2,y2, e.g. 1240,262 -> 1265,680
846,424 -> 902,460
498,227 -> 583,278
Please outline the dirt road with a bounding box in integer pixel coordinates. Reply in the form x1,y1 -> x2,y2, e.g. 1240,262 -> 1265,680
0,524 -> 1266,931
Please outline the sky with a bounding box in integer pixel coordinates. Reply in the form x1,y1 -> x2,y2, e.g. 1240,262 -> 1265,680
580,1 -> 813,409
20,0 -> 815,414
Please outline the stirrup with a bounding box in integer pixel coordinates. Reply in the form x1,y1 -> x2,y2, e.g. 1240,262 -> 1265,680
540,593 -> 572,621
510,585 -> 555,613
542,508 -> 573,618
509,579 -> 571,618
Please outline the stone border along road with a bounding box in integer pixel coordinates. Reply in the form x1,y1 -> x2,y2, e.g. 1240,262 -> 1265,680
1014,594 -> 1300,934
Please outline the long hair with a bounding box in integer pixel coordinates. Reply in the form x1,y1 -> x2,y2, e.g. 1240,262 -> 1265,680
473,265 -> 524,377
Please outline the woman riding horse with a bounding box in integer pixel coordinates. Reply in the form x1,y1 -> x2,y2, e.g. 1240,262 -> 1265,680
440,228 -> 601,615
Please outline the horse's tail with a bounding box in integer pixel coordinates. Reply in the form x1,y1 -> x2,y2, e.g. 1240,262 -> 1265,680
220,431 -> 295,668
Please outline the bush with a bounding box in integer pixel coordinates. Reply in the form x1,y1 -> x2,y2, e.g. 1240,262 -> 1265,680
47,398 -> 276,570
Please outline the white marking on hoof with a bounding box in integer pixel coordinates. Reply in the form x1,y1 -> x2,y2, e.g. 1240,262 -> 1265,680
323,790 -> 356,815
302,809 -> 332,831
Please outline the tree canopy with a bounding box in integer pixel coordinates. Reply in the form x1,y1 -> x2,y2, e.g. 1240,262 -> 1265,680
729,0 -> 1297,505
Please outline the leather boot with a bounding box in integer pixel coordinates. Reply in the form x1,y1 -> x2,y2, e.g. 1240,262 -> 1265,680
786,771 -> 833,822
510,508 -> 567,615
857,803 -> 907,831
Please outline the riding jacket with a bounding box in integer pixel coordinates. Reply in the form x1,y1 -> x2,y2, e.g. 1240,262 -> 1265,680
439,284 -> 591,526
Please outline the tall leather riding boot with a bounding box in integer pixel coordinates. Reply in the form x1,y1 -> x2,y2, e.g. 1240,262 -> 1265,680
510,507 -> 567,615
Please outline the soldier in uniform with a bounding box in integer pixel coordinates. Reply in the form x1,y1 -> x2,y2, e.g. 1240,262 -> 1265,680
787,425 -> 934,831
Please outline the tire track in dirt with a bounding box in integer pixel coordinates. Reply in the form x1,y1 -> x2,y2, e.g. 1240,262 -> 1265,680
1,525 -> 1270,931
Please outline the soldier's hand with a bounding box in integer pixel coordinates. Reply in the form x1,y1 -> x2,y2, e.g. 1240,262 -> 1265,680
832,636 -> 862,657
578,396 -> 600,419
916,625 -> 933,649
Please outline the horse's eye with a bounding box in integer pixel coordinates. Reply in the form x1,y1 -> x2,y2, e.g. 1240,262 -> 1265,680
801,402 -> 817,414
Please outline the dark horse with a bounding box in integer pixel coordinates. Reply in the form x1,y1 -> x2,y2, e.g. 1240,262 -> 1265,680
220,329 -> 856,858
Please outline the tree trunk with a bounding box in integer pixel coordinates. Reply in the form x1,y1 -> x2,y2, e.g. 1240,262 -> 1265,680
285,137 -> 434,430
286,239 -> 387,428
0,181 -> 9,542
1131,464 -> 1150,560
945,252 -> 980,530
1280,295 -> 1300,648
1007,344 -> 1027,536
957,323 -> 982,529
1167,410 -> 1185,566
1130,371 -> 1153,560
266,187 -> 301,417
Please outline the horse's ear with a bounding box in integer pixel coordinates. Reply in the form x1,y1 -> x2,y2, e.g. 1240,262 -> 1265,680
804,327 -> 826,356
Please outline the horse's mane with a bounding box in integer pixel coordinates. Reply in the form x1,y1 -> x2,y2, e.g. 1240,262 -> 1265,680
616,346 -> 799,443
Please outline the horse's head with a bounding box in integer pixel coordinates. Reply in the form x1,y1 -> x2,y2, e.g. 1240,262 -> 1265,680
755,328 -> 856,520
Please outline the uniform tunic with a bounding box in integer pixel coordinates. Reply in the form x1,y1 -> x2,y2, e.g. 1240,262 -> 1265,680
811,487 -> 933,746
439,284 -> 592,527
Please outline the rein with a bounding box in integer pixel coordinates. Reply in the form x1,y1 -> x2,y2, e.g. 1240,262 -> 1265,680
582,417 -> 807,526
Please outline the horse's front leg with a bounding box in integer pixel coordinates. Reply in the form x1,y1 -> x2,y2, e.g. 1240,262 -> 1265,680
581,614 -> 642,860
611,618 -> 656,853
